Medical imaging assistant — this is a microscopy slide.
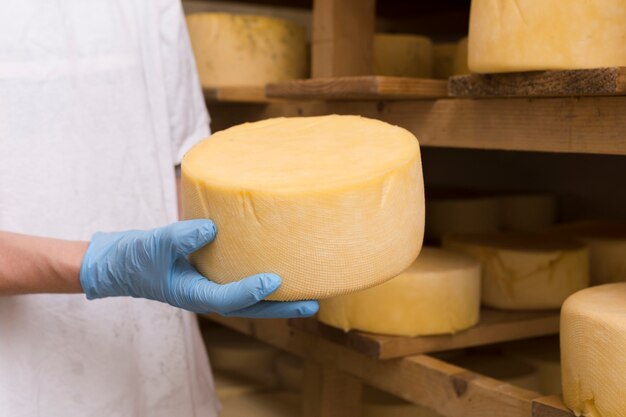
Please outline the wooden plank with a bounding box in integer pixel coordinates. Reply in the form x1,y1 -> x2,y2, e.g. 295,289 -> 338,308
449,67 -> 626,98
289,309 -> 560,359
532,396 -> 575,417
267,76 -> 448,100
312,0 -> 375,77
203,86 -> 270,103
303,361 -> 363,417
207,96 -> 626,155
203,316 -> 571,417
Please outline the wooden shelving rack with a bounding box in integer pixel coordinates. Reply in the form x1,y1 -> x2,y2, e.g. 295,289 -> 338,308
198,0 -> 626,416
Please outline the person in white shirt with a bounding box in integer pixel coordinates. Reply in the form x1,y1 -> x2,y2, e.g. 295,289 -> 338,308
0,1 -> 317,416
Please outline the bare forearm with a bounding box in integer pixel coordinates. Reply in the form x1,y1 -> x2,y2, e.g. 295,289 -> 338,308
0,231 -> 88,295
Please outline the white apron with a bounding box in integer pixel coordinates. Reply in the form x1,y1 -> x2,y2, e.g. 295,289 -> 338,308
0,1 -> 218,416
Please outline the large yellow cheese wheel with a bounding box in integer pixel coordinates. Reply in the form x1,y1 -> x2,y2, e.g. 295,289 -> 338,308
213,371 -> 273,400
468,0 -> 626,73
433,42 -> 457,79
183,115 -> 424,301
561,283 -> 626,417
186,13 -> 307,87
443,233 -> 589,310
373,34 -> 433,78
452,37 -> 469,75
500,193 -> 557,232
317,247 -> 481,337
544,221 -> 626,285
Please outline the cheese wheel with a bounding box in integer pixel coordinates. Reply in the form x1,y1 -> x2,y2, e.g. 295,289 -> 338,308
182,115 -> 425,301
503,337 -> 562,395
186,13 -> 307,88
561,283 -> 626,417
452,37 -> 469,75
425,191 -> 501,242
373,34 -> 433,78
220,392 -> 301,417
443,233 -> 589,310
274,353 -> 304,392
363,386 -> 443,417
317,247 -> 481,337
433,42 -> 457,79
468,0 -> 626,73
544,221 -> 626,285
213,371 -> 273,400
500,193 -> 557,232
449,354 -> 540,391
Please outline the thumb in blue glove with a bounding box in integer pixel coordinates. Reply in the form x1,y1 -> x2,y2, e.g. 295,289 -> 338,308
79,219 -> 318,318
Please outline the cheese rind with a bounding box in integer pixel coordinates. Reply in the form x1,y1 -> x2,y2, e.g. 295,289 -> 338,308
186,13 -> 307,87
433,42 -> 457,79
561,283 -> 626,417
468,0 -> 626,73
452,37 -> 469,75
374,34 -> 433,78
317,247 -> 481,337
500,194 -> 557,232
183,115 -> 424,301
443,233 -> 589,310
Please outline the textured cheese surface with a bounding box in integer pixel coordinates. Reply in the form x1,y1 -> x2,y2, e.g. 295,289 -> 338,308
453,37 -> 470,75
433,42 -> 457,79
561,283 -> 626,417
363,386 -> 443,417
500,194 -> 557,232
544,221 -> 626,285
449,354 -> 540,391
186,13 -> 307,87
183,115 -> 424,301
443,233 -> 589,310
220,392 -> 300,417
274,353 -> 303,392
374,34 -> 433,78
317,247 -> 481,337
468,0 -> 626,73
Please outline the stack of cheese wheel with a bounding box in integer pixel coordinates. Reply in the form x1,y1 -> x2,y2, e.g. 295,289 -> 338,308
561,283 -> 626,417
318,247 -> 481,337
186,13 -> 307,87
362,386 -> 443,417
182,115 -> 425,301
500,193 -> 557,232
503,337 -> 562,395
432,42 -> 457,79
220,392 -> 301,417
468,0 -> 626,73
543,221 -> 626,285
452,37 -> 469,75
443,233 -> 589,310
274,353 -> 304,392
373,34 -> 433,78
448,353 -> 540,391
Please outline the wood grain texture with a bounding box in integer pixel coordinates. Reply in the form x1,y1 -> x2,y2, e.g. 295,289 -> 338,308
203,86 -> 270,103
532,396 -> 575,417
303,361 -> 363,417
203,316 -> 575,417
266,76 -> 448,100
449,67 -> 626,98
289,309 -> 560,359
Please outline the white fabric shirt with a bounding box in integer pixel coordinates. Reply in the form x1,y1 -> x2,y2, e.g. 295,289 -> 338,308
0,1 -> 218,416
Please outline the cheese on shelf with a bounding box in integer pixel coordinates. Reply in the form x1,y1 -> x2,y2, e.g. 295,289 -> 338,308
274,353 -> 304,392
443,233 -> 589,310
452,37 -> 469,75
186,13 -> 307,88
213,371 -> 273,400
183,115 -> 425,301
448,354 -> 540,391
363,386 -> 443,417
500,193 -> 557,232
544,221 -> 626,285
503,337 -> 562,395
433,42 -> 457,79
468,0 -> 626,73
561,283 -> 626,417
317,247 -> 480,337
220,392 -> 301,417
374,34 -> 433,78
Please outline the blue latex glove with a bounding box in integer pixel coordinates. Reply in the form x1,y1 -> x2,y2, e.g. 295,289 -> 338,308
79,219 -> 318,318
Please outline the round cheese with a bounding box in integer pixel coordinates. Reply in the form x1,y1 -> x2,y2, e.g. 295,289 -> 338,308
448,354 -> 540,391
443,233 -> 589,310
186,13 -> 307,88
433,42 -> 457,79
274,353 -> 304,392
363,386 -> 443,417
503,337 -> 562,395
561,283 -> 626,417
544,221 -> 626,285
317,247 -> 481,337
220,392 -> 301,417
452,37 -> 469,75
468,0 -> 626,73
182,115 -> 425,301
373,34 -> 433,78
500,193 -> 557,232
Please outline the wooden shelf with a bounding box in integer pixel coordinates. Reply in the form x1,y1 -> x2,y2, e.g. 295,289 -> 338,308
203,85 -> 271,103
266,76 -> 448,100
289,309 -> 560,359
449,67 -> 626,98
202,315 -> 574,417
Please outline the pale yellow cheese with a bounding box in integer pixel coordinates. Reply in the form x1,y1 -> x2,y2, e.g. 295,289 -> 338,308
544,221 -> 626,285
452,37 -> 469,75
433,42 -> 457,79
183,115 -> 424,301
363,386 -> 443,417
503,337 -> 562,395
186,13 -> 307,88
220,392 -> 301,417
561,283 -> 626,417
443,233 -> 589,310
213,371 -> 273,400
317,247 -> 480,337
448,354 -> 540,391
468,0 -> 626,73
500,193 -> 557,232
374,34 -> 433,78
274,353 -> 304,392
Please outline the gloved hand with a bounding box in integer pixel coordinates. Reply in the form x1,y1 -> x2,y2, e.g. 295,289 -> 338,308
79,219 -> 318,318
